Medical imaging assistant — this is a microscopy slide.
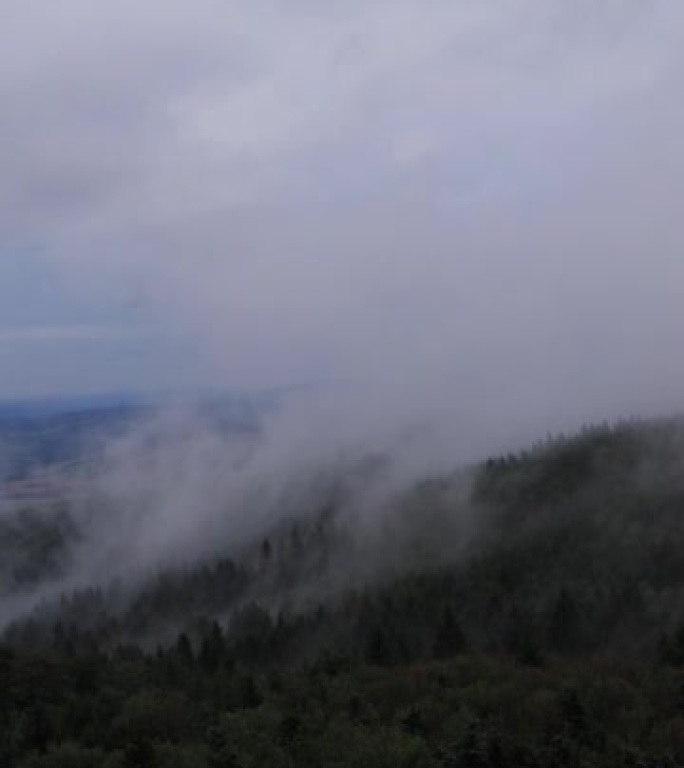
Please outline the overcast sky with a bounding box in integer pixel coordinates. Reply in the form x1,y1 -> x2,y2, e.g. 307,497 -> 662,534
2,1 -> 684,444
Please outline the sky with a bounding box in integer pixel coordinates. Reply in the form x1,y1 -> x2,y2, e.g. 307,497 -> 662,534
2,1 -> 684,445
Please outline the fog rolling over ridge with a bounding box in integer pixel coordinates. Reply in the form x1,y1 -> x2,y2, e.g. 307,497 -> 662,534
1,1 -> 684,625
0,394 -> 481,633
6,7 -> 684,764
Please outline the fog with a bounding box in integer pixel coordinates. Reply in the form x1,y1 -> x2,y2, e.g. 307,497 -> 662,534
2,2 -> 684,625
3,0 -> 683,423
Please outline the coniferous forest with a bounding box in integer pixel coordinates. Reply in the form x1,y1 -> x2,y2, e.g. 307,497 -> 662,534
4,417 -> 684,766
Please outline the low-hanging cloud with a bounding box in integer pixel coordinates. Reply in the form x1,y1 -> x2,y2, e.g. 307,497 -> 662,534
3,0 -> 684,452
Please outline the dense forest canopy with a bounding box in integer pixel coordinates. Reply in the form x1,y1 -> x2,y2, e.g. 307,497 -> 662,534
3,415 -> 684,766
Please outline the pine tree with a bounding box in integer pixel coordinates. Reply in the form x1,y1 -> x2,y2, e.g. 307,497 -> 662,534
432,607 -> 466,660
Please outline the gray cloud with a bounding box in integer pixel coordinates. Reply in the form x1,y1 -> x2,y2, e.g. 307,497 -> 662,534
0,324 -> 145,344
3,0 -> 684,452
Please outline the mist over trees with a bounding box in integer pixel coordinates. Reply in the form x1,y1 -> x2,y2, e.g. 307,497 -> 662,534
4,415 -> 684,765
4,0 -> 684,763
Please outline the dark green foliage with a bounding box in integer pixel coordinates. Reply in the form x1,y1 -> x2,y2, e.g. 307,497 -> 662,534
198,622 -> 227,673
432,608 -> 466,660
5,418 -> 684,764
546,589 -> 580,654
3,649 -> 684,766
176,632 -> 195,668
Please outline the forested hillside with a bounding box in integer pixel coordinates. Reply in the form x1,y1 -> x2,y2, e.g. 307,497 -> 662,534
3,417 -> 684,766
